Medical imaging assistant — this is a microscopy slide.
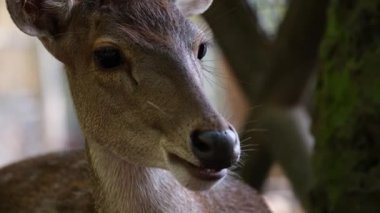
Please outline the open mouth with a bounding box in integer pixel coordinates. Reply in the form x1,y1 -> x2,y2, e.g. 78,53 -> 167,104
168,154 -> 228,181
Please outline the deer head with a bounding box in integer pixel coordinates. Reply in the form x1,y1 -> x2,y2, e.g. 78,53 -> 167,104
7,0 -> 240,191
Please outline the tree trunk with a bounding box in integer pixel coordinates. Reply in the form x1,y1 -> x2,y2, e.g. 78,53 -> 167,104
310,0 -> 380,212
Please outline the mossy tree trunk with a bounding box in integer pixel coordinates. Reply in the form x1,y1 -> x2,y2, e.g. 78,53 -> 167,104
311,0 -> 380,212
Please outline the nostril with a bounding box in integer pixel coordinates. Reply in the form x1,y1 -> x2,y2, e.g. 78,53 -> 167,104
191,131 -> 212,153
193,139 -> 212,153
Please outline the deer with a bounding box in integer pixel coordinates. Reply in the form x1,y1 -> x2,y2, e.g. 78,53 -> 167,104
0,0 -> 270,212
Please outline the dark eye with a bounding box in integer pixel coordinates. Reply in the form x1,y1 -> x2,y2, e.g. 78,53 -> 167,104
93,47 -> 124,69
197,43 -> 208,60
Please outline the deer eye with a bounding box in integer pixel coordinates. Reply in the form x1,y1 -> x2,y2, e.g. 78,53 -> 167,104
93,47 -> 124,69
197,43 -> 208,60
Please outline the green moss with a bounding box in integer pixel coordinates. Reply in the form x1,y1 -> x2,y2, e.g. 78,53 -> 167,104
310,0 -> 380,212
358,47 -> 380,107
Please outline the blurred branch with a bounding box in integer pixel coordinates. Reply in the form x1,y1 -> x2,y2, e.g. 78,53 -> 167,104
259,0 -> 330,106
203,0 -> 330,207
203,1 -> 274,194
203,0 -> 270,99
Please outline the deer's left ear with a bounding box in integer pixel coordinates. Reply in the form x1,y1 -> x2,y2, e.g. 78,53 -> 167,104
174,0 -> 213,16
6,0 -> 79,37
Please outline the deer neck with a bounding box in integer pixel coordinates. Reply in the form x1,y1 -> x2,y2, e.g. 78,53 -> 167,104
86,141 -> 203,213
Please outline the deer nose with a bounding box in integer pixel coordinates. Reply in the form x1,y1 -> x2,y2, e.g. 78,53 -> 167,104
190,128 -> 240,170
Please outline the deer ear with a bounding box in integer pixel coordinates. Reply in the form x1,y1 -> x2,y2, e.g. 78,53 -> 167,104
174,0 -> 213,17
6,0 -> 78,37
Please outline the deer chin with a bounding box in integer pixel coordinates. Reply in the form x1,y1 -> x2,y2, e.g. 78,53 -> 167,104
167,154 -> 227,191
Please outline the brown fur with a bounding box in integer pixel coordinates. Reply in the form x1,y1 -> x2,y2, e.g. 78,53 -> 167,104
0,151 -> 95,212
2,0 -> 270,212
0,151 -> 269,212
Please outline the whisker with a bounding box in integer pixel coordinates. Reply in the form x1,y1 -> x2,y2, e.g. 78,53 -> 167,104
146,100 -> 185,144
228,171 -> 243,180
201,69 -> 228,91
146,101 -> 170,117
245,128 -> 268,133
244,120 -> 259,125
240,144 -> 259,149
241,148 -> 257,153
247,105 -> 265,112
240,137 -> 252,144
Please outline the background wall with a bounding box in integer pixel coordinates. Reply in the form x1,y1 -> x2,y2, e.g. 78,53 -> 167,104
0,1 -> 82,168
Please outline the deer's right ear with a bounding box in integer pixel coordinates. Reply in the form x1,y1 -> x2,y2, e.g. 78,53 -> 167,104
174,0 -> 213,17
6,0 -> 78,37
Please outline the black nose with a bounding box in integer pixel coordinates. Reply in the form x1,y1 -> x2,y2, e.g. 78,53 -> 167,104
190,129 -> 240,170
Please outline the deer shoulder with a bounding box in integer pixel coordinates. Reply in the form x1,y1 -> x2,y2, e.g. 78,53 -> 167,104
0,151 -> 269,212
0,151 -> 94,212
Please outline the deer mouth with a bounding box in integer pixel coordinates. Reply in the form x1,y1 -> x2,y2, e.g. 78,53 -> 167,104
168,154 -> 228,181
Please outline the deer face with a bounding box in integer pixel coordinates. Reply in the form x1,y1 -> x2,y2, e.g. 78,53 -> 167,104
7,0 -> 240,190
